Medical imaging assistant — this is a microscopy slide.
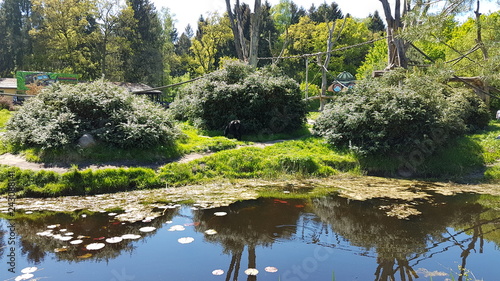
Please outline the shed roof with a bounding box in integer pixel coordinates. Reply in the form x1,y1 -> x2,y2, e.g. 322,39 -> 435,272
336,71 -> 355,82
111,82 -> 162,94
0,78 -> 18,89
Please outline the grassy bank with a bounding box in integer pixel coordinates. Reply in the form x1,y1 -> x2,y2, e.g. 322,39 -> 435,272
0,112 -> 499,198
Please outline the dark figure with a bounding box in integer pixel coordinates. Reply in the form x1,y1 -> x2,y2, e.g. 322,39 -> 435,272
224,120 -> 242,140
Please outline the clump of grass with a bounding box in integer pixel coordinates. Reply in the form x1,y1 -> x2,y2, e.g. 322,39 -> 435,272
0,165 -> 162,198
158,137 -> 359,186
358,121 -> 500,181
0,109 -> 12,131
177,122 -> 241,153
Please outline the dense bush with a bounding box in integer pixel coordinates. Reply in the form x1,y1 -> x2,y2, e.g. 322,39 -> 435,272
313,71 -> 490,155
5,80 -> 180,149
169,61 -> 307,135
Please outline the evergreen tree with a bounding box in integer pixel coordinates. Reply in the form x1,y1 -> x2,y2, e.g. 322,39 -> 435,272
257,1 -> 278,67
289,1 -> 306,25
308,2 -> 343,23
368,10 -> 385,33
0,0 -> 32,76
172,25 -> 193,77
124,0 -> 163,86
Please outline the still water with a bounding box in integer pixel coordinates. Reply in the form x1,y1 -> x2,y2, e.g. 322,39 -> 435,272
1,194 -> 500,281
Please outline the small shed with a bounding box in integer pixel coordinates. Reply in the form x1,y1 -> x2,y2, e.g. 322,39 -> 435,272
112,82 -> 165,104
328,71 -> 356,92
0,78 -> 18,95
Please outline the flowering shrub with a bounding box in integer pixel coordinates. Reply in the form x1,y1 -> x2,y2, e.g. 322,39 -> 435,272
169,61 -> 307,134
6,80 -> 180,149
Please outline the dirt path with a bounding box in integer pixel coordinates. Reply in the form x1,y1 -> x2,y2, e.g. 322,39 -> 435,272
0,139 -> 288,172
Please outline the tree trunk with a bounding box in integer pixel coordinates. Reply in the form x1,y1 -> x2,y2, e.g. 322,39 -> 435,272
379,0 -> 408,69
320,22 -> 335,111
475,0 -> 488,60
225,0 -> 245,61
248,0 -> 261,67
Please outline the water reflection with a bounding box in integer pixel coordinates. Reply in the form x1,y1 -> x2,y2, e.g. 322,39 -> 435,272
2,194 -> 500,280
193,199 -> 306,280
312,194 -> 500,281
8,208 -> 178,263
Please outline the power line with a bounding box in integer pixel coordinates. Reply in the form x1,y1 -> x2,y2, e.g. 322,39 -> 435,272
257,37 -> 387,61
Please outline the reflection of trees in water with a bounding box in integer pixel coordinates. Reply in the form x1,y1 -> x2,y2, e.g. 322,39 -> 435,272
10,209 -> 178,263
193,198 -> 306,281
312,194 -> 500,281
0,223 -> 5,259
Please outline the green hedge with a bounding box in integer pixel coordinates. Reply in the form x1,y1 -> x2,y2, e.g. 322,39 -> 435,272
169,61 -> 307,135
313,70 -> 490,156
6,80 -> 180,149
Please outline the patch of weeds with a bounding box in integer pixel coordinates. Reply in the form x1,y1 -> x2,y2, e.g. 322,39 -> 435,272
483,164 -> 500,183
177,122 -> 242,153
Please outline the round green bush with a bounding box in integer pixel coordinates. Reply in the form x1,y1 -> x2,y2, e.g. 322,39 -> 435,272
6,80 -> 180,149
313,75 -> 490,155
169,61 -> 307,134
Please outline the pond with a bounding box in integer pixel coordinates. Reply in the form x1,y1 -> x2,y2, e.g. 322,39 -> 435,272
1,194 -> 500,281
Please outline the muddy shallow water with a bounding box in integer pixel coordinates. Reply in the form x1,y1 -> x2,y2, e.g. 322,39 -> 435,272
1,193 -> 500,281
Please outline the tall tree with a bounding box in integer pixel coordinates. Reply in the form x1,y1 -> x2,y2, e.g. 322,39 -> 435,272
225,0 -> 262,66
308,2 -> 343,23
97,0 -> 124,79
368,10 -> 385,33
160,7 -> 177,85
121,0 -> 164,86
172,25 -> 193,77
258,1 -> 279,66
190,13 -> 232,74
30,0 -> 100,78
0,0 -> 33,76
378,0 -> 477,69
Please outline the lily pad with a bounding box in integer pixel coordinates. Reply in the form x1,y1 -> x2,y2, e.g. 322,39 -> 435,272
177,237 -> 194,244
70,240 -> 83,245
47,224 -> 59,229
122,234 -> 141,239
139,226 -> 156,232
54,247 -> 68,252
15,273 -> 34,281
168,225 -> 185,231
86,243 -> 105,250
58,236 -> 73,241
214,212 -> 227,217
105,237 -> 123,243
212,269 -> 224,275
204,229 -> 218,235
244,268 -> 259,276
21,267 -> 38,274
265,266 -> 278,273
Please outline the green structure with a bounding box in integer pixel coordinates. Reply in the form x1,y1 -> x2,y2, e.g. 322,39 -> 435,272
329,71 -> 356,92
16,71 -> 78,91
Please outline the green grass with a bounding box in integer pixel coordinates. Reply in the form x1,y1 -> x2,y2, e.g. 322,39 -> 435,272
158,137 -> 359,186
177,122 -> 242,153
0,109 -> 11,131
357,121 -> 500,182
0,116 -> 499,198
